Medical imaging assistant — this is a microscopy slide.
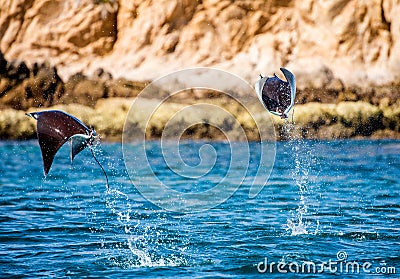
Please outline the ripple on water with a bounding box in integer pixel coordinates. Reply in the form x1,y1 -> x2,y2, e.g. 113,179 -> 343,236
0,140 -> 399,277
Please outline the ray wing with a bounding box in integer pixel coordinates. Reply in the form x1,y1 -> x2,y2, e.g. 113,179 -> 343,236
280,67 -> 296,116
27,110 -> 92,175
70,134 -> 91,162
255,76 -> 269,110
255,76 -> 282,116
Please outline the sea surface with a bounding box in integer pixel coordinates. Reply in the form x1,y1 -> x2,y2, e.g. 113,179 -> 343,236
0,139 -> 399,278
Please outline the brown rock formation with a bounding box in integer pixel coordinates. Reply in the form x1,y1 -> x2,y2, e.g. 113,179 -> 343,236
0,51 -> 146,110
1,0 -> 399,88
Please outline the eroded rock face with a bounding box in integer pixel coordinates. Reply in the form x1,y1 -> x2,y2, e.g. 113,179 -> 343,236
0,0 -> 117,69
0,51 -> 145,110
0,0 -> 399,88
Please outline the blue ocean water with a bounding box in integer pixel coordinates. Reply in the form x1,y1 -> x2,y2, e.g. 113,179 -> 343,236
0,139 -> 399,278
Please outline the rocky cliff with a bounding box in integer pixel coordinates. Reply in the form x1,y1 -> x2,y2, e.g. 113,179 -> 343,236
1,0 -> 399,87
1,0 -> 400,141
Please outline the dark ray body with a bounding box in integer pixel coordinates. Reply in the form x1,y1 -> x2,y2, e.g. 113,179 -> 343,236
255,67 -> 296,118
27,110 -> 95,175
27,110 -> 109,189
261,74 -> 291,113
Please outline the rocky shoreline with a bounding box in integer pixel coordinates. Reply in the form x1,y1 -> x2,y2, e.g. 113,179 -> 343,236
1,54 -> 399,141
2,98 -> 399,142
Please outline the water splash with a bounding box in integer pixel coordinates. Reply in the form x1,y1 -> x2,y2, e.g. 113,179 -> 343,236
282,122 -> 320,236
102,188 -> 191,268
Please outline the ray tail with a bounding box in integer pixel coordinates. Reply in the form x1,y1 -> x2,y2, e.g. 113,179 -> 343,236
90,147 -> 110,190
